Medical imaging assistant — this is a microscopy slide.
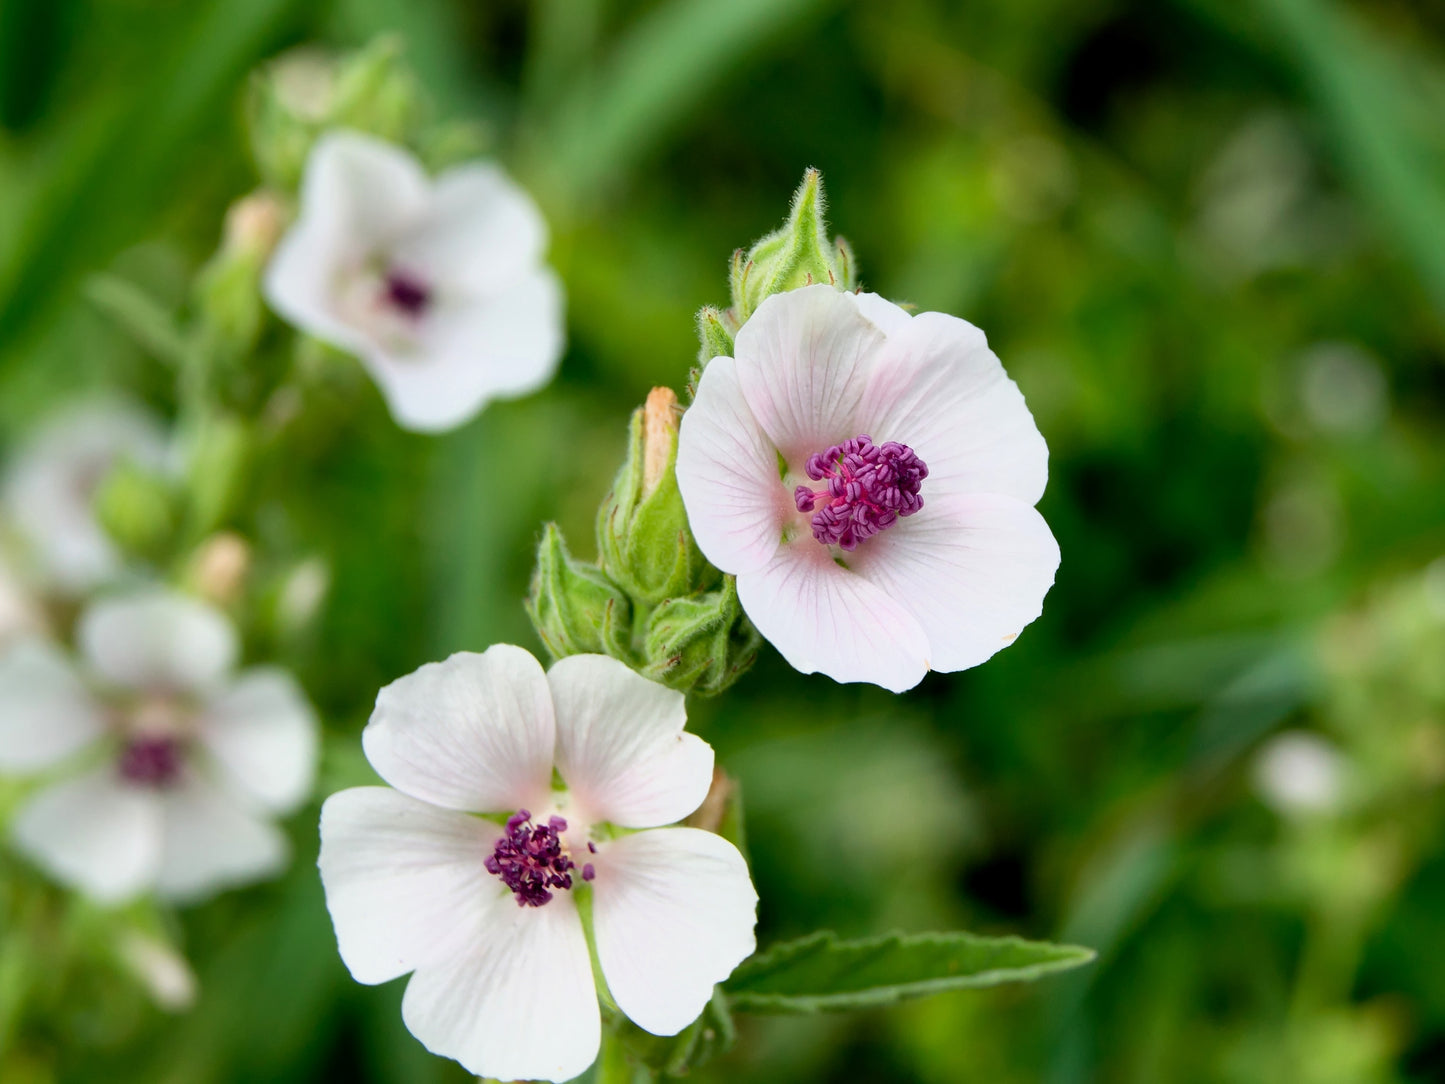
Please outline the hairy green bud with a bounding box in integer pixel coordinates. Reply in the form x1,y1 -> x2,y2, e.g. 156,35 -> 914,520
640,577 -> 761,696
728,168 -> 857,326
596,388 -> 715,605
526,524 -> 632,660
93,460 -> 177,562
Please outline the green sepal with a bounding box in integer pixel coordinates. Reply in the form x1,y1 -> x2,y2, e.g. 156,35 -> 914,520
610,986 -> 736,1078
725,929 -> 1096,1014
640,576 -> 760,696
596,393 -> 714,606
526,523 -> 632,660
84,274 -> 191,370
92,459 -> 178,562
695,305 -> 735,366
729,168 -> 857,325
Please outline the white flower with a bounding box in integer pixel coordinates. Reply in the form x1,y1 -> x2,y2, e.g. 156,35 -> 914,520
318,646 -> 757,1084
3,398 -> 168,593
675,284 -> 1060,692
0,588 -> 318,904
1253,730 -> 1346,816
264,131 -> 565,433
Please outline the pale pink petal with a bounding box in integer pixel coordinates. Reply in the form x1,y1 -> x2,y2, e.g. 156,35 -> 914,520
0,639 -> 105,772
733,284 -> 884,463
736,543 -> 930,692
363,645 -> 554,814
364,268 -> 564,433
401,892 -> 599,1084
849,493 -> 1060,673
12,766 -> 164,903
675,355 -> 788,576
848,290 -> 913,335
862,310 -> 1048,505
318,786 -> 505,985
78,589 -> 237,695
392,162 -> 548,295
264,131 -> 429,353
197,668 -> 318,813
548,655 -> 712,829
592,828 -> 756,1036
154,774 -> 288,901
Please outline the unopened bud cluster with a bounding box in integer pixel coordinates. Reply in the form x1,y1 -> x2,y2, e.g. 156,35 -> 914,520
527,387 -> 759,695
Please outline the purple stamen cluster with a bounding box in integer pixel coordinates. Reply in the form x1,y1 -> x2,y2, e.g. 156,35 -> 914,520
383,269 -> 431,317
119,737 -> 183,787
794,434 -> 928,550
487,810 -> 589,907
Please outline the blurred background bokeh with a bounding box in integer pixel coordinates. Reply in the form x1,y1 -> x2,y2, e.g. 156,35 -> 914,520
2,0 -> 1445,1081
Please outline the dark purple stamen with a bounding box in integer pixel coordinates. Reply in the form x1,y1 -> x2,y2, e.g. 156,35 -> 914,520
383,270 -> 431,317
485,810 -> 579,907
794,434 -> 927,550
119,737 -> 183,787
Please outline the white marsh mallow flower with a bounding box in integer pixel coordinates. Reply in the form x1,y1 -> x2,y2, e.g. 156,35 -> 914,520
676,283 -> 1060,693
0,588 -> 318,903
3,398 -> 168,594
317,645 -> 757,1083
264,130 -> 564,433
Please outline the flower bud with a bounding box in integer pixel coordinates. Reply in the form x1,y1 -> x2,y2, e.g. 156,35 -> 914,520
185,415 -> 252,537
527,523 -> 632,660
640,576 -> 760,696
186,532 -> 251,606
92,459 -> 177,562
596,388 -> 715,605
246,38 -> 424,190
727,168 -> 857,326
195,191 -> 289,357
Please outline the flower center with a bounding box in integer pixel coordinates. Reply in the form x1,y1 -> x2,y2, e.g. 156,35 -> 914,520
118,736 -> 183,788
793,434 -> 928,550
382,268 -> 432,318
486,810 -> 596,908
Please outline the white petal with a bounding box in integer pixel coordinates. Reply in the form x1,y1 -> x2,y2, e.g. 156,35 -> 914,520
363,268 -> 564,433
0,558 -> 43,648
401,892 -> 599,1084
363,645 -> 555,813
862,310 -> 1049,505
2,399 -> 168,593
548,654 -> 713,829
736,543 -> 931,692
392,161 -> 549,296
12,766 -> 164,903
264,131 -> 430,353
318,786 -> 504,985
849,493 -> 1060,673
78,589 -> 237,694
733,284 -> 884,463
154,774 -> 289,902
197,668 -> 318,813
848,290 -> 913,335
0,639 -> 105,772
675,355 -> 788,576
593,828 -> 757,1036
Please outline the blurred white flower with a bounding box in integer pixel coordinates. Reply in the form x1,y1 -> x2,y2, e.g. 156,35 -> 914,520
0,588 -> 318,904
1297,341 -> 1388,437
3,399 -> 168,593
1253,730 -> 1346,816
319,646 -> 756,1083
265,131 -> 564,433
675,284 -> 1059,692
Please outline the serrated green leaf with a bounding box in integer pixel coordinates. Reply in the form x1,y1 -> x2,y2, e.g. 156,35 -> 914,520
725,930 -> 1095,1014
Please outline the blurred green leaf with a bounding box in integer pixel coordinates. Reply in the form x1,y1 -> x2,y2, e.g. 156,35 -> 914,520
726,930 -> 1095,1013
84,274 -> 191,369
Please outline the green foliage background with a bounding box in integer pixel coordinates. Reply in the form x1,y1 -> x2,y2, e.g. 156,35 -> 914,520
2,0 -> 1445,1081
